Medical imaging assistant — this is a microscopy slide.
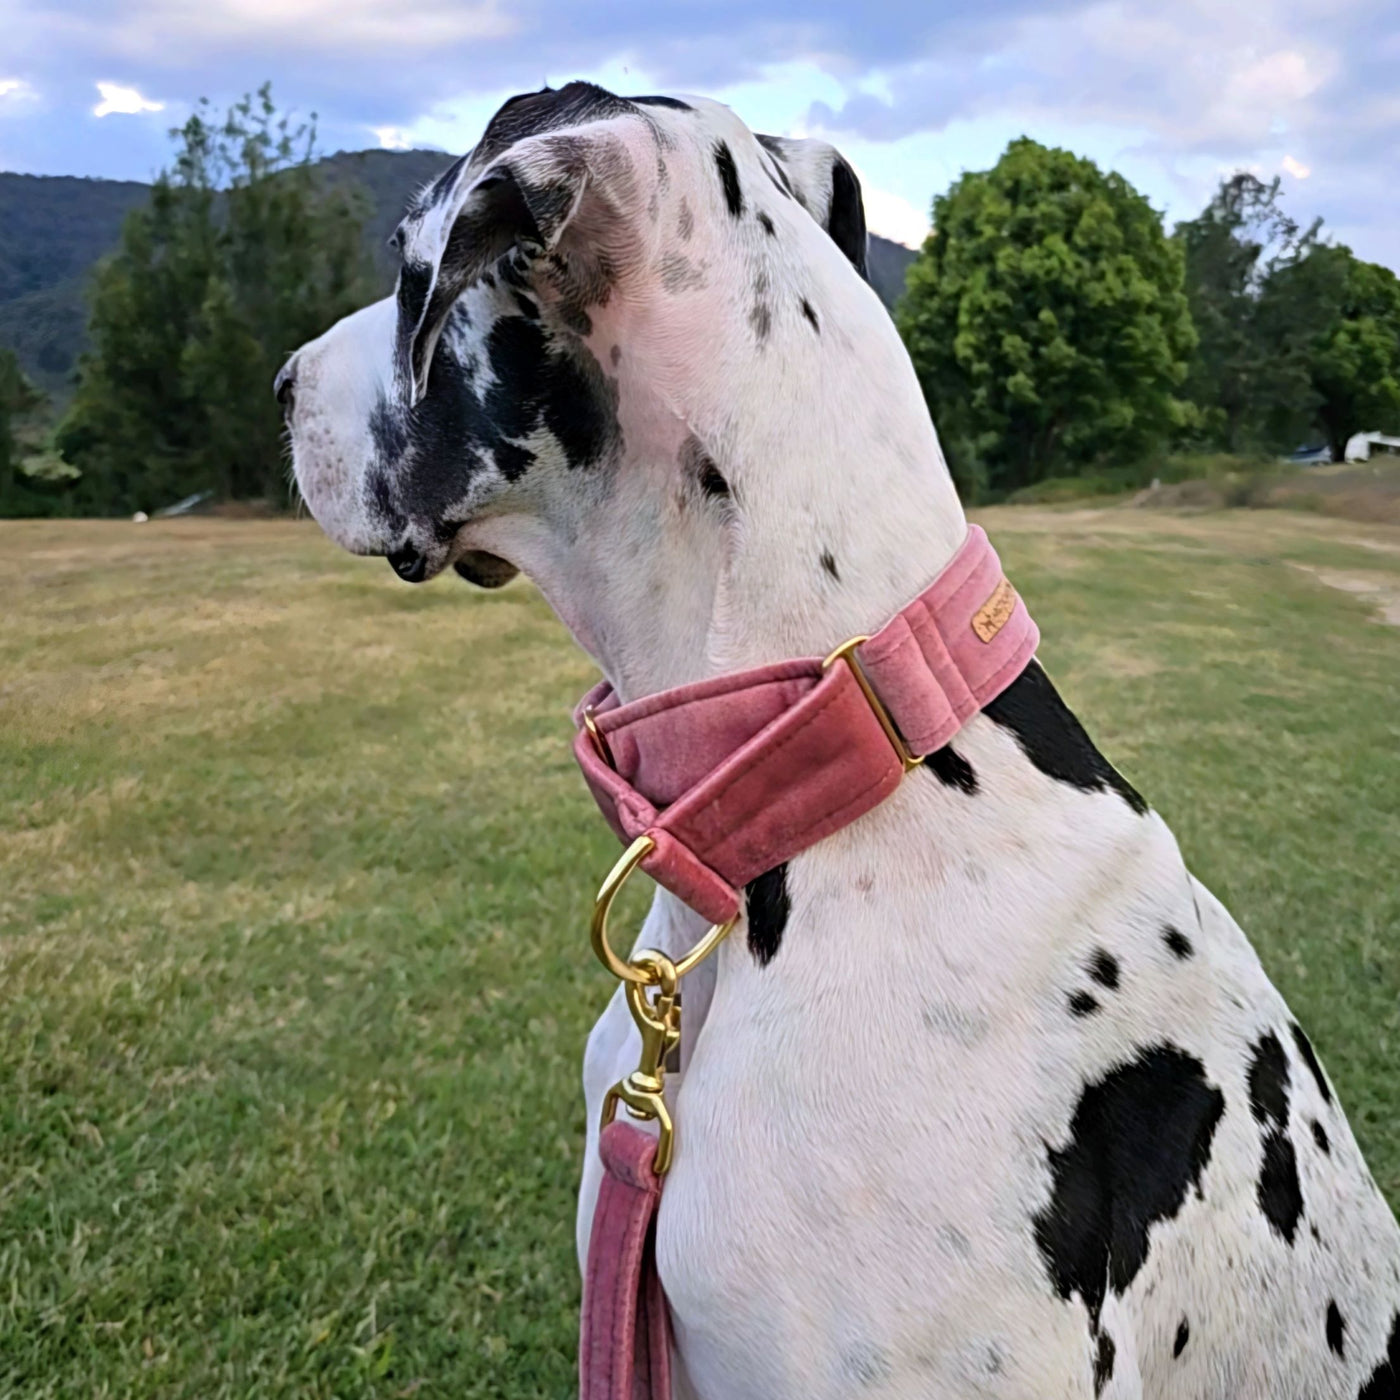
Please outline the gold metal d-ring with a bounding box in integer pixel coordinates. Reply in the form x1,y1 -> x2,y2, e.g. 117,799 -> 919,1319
581,706 -> 614,767
590,834 -> 739,985
822,634 -> 923,773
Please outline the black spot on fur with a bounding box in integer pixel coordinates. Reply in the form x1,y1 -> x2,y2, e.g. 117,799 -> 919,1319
610,344 -> 622,367
1259,1133 -> 1304,1244
1312,1119 -> 1331,1154
801,298 -> 820,332
1247,1031 -> 1304,1243
1291,1023 -> 1333,1106
493,440 -> 535,482
983,661 -> 1147,815
924,746 -> 978,794
659,252 -> 705,292
1033,1044 -> 1224,1326
1359,1312 -> 1399,1398
699,463 -> 729,500
1094,1333 -> 1116,1396
368,397 -> 410,486
1163,925 -> 1193,959
757,211 -> 775,235
1088,950 -> 1120,991
631,94 -> 693,111
820,550 -> 839,580
749,302 -> 772,341
677,197 -> 694,241
1248,1032 -> 1290,1129
1070,991 -> 1100,1018
714,140 -> 744,217
511,289 -> 539,320
680,435 -> 729,500
745,864 -> 790,965
1328,1301 -> 1347,1358
1173,1318 -> 1190,1357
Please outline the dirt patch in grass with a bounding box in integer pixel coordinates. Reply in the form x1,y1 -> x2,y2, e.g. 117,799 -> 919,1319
1291,564 -> 1400,627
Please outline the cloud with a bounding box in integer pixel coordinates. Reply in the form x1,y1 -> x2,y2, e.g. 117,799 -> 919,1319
0,0 -> 1396,266
1282,154 -> 1311,179
93,81 -> 164,117
0,78 -> 38,102
371,125 -> 413,150
861,183 -> 929,247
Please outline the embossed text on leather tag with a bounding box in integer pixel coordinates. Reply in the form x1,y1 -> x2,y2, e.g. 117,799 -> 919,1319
972,577 -> 1017,643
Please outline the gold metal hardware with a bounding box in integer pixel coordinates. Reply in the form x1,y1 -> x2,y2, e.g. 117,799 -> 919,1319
590,836 -> 738,1173
601,955 -> 681,1173
821,635 -> 923,772
582,706 -> 614,767
591,836 -> 738,984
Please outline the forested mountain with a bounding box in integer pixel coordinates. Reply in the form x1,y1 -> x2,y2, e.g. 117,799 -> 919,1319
0,153 -> 917,399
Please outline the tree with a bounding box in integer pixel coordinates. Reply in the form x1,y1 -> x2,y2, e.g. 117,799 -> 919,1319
1297,247 -> 1400,460
897,138 -> 1195,498
0,347 -> 44,513
1174,174 -> 1329,453
58,84 -> 373,514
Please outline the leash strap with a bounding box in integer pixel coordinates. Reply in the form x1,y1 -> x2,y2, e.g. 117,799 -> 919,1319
573,525 -> 1038,924
580,1122 -> 672,1400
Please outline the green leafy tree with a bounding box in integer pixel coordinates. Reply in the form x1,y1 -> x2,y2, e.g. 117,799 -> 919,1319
0,347 -> 44,513
1295,247 -> 1400,460
897,138 -> 1195,498
1174,174 -> 1329,453
58,84 -> 373,513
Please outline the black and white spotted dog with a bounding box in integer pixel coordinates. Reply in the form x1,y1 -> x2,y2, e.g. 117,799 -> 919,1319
280,82 -> 1400,1399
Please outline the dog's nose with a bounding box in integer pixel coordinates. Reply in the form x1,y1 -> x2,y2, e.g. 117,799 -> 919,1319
387,545 -> 429,583
273,358 -> 297,416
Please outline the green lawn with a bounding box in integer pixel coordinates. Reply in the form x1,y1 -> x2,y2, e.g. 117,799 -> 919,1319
1,507 -> 1398,1398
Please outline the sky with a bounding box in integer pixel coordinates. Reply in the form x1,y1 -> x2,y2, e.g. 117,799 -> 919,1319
2,0 -> 1397,265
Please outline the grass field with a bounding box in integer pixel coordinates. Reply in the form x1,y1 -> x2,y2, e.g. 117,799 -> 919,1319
2,506 -> 1399,1398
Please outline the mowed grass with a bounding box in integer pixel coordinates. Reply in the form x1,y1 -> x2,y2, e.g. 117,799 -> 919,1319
1,507 -> 1398,1397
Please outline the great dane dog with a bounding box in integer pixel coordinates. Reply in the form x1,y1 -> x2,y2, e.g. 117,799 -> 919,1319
279,82 -> 1400,1399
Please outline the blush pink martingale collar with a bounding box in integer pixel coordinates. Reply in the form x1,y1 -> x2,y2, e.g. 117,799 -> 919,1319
574,524 -> 1038,1399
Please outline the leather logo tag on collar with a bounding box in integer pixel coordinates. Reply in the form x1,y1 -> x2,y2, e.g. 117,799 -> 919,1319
972,576 -> 1017,643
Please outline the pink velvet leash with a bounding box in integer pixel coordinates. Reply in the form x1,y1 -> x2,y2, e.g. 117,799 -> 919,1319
580,1123 -> 672,1400
576,524 -> 1038,1400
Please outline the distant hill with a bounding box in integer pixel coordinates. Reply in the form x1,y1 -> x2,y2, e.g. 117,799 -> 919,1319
0,174 -> 152,398
865,233 -> 918,312
0,151 -> 917,400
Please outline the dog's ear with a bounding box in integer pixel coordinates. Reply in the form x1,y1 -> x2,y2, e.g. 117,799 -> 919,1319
756,135 -> 869,279
824,155 -> 868,279
395,128 -> 619,399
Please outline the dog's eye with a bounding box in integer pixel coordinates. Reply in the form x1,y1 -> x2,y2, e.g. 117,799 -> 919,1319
387,227 -> 404,255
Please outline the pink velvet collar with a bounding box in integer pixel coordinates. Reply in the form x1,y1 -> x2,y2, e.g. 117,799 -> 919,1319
572,524 -> 1039,925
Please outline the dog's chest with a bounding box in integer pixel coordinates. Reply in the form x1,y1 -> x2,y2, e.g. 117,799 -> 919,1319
582,723 -> 1400,1400
646,777 -> 1188,1398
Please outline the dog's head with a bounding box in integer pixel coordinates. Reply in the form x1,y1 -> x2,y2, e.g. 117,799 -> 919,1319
280,82 -> 872,590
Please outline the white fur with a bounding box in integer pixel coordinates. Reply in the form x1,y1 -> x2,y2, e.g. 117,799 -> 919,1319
285,89 -> 1400,1399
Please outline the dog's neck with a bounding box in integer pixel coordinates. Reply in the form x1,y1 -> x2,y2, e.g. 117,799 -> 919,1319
467,245 -> 966,703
